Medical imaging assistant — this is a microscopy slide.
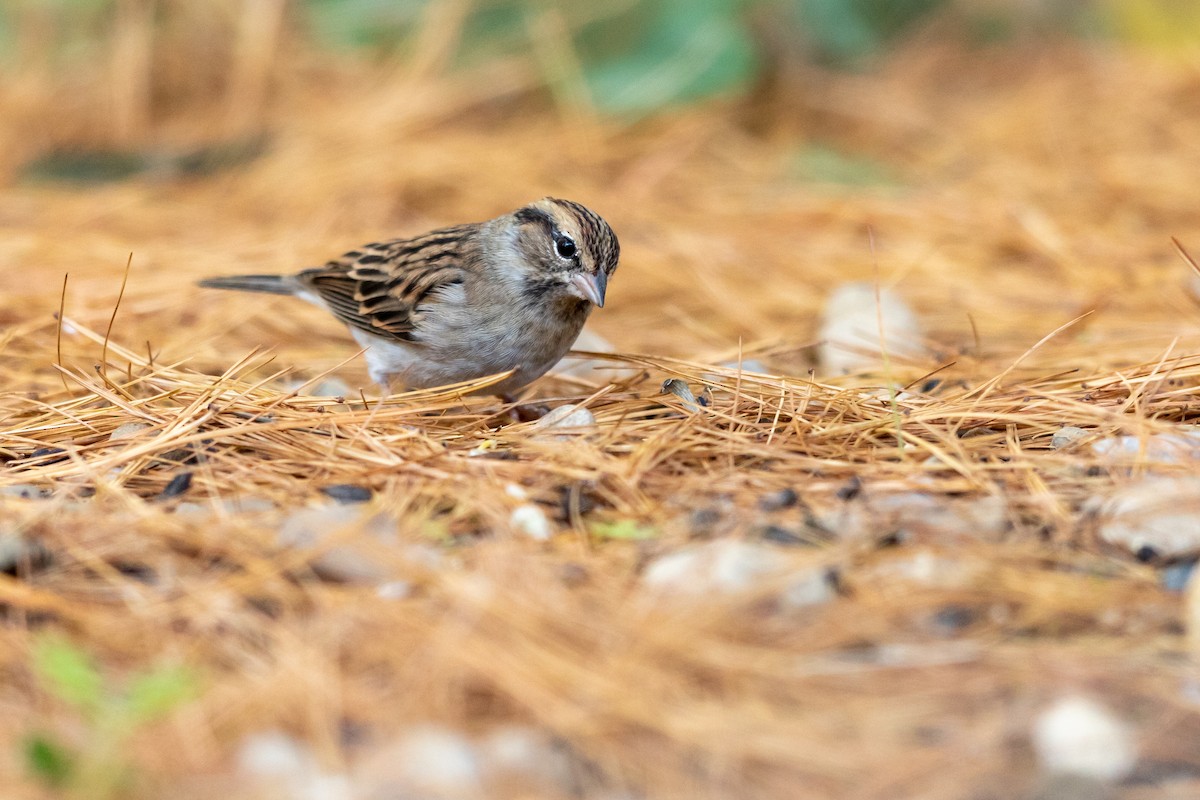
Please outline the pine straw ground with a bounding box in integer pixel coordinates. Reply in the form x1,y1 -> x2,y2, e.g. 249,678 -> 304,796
3,39 -> 1200,800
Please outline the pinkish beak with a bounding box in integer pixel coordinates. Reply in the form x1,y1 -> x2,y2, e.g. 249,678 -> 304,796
570,271 -> 607,308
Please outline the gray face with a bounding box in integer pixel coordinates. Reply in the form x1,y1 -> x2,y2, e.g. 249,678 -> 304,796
512,198 -> 620,308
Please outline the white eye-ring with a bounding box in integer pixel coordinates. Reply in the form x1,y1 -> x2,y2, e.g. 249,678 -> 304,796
555,236 -> 577,259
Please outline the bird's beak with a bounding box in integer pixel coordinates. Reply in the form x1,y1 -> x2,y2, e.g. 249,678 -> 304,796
570,271 -> 607,308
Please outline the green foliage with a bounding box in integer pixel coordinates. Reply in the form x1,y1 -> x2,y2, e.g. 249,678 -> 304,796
33,635 -> 105,715
24,735 -> 73,787
303,0 -> 429,50
575,0 -> 759,113
24,635 -> 201,799
124,665 -> 199,726
0,0 -> 1128,120
794,0 -> 949,65
590,519 -> 658,540
791,144 -> 896,187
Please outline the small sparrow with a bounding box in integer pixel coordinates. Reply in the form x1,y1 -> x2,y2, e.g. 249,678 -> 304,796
199,198 -> 619,395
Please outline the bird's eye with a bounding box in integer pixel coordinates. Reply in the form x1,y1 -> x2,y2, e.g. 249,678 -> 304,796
555,237 -> 577,259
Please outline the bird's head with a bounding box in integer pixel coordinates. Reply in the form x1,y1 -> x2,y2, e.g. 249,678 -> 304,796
506,198 -> 620,309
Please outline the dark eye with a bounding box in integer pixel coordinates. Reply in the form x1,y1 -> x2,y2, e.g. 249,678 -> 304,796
555,237 -> 577,259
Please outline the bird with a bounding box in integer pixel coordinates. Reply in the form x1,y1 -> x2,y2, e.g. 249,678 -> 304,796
198,198 -> 620,396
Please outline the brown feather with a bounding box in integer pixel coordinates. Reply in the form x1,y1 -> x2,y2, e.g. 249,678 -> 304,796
294,226 -> 476,341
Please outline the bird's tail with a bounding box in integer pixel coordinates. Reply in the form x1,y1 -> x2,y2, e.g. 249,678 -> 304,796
197,274 -> 295,295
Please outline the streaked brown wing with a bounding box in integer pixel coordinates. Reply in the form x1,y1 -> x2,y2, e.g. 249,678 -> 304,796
295,225 -> 473,342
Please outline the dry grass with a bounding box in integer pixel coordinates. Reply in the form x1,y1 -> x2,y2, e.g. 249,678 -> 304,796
2,23 -> 1200,800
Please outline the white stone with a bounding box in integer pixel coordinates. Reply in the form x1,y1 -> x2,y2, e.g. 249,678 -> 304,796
0,533 -> 38,572
0,484 -> 46,499
1097,477 -> 1200,558
237,730 -> 313,777
1051,426 -> 1089,450
533,404 -> 596,433
174,502 -> 208,517
829,492 -> 1008,543
237,731 -> 353,800
355,725 -> 481,798
868,550 -> 980,589
1032,696 -> 1136,782
277,506 -> 399,583
780,568 -> 836,608
818,282 -> 923,375
642,540 -> 784,595
1091,431 -> 1200,465
110,421 -> 151,441
509,504 -> 552,541
375,580 -> 412,600
480,726 -> 573,791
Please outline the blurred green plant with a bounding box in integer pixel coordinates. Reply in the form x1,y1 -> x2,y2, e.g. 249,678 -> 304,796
792,0 -> 948,64
0,0 -> 1153,125
791,144 -> 896,187
573,0 -> 758,113
304,0 -> 430,50
590,519 -> 659,540
24,635 -> 200,800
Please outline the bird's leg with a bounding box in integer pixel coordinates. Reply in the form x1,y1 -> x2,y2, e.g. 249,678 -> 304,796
499,392 -> 549,423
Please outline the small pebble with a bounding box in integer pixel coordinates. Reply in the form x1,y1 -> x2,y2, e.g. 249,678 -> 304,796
758,525 -> 808,547
930,604 -> 977,634
354,725 -> 481,798
28,447 -> 67,465
510,504 -> 552,541
688,507 -> 722,536
868,550 -> 979,589
533,404 -> 596,433
0,484 -> 47,500
1162,560 -> 1197,593
1091,431 -> 1200,466
479,726 -> 575,792
1097,477 -> 1200,559
237,731 -> 313,777
1032,696 -> 1136,782
110,421 -> 152,441
828,491 -> 1008,544
0,532 -> 49,574
818,282 -> 923,375
320,484 -> 373,504
158,472 -> 192,499
642,540 -> 784,595
780,567 -> 837,609
376,580 -> 413,600
1051,426 -> 1089,450
758,487 -> 799,512
174,502 -> 208,517
228,496 -> 275,514
836,476 -> 862,501
278,506 -> 399,583
237,731 -> 353,800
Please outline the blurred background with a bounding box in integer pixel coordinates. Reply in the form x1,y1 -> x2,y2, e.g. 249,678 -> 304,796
1,0 -> 1199,389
